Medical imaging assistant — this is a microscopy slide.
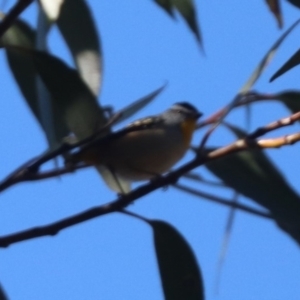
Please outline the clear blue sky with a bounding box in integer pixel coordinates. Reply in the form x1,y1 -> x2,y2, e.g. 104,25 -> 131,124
1,1 -> 300,299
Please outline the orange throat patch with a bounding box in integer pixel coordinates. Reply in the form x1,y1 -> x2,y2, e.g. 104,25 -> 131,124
180,118 -> 197,147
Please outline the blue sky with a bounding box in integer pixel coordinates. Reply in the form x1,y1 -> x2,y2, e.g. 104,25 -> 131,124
1,1 -> 300,299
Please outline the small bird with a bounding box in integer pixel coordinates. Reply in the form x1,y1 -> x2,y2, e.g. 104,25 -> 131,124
71,102 -> 202,193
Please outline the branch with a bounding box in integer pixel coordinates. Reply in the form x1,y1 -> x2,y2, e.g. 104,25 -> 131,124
198,94 -> 244,149
1,129 -> 300,247
0,112 -> 122,192
197,91 -> 276,128
173,183 -> 272,219
248,111 -> 300,139
0,0 -> 35,37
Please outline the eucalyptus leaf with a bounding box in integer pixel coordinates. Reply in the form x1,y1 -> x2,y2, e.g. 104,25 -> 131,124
32,50 -> 106,140
208,126 -> 299,219
172,0 -> 202,45
205,147 -> 300,243
240,18 -> 300,94
0,284 -> 8,300
212,19 -> 300,131
57,0 -> 102,96
150,220 -> 205,300
287,0 -> 300,9
265,0 -> 283,28
2,17 -> 71,147
154,0 -> 174,16
270,48 -> 300,82
273,90 -> 300,113
36,7 -> 57,148
153,0 -> 202,46
115,84 -> 166,124
1,19 -> 38,120
10,48 -> 106,140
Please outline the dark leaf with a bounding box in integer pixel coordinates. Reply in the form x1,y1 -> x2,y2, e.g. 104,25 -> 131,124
205,147 -> 300,243
270,48 -> 300,82
1,19 -> 38,119
1,18 -> 69,146
273,90 -> 300,113
35,8 -> 57,148
213,126 -> 299,217
240,19 -> 300,94
172,0 -> 202,45
115,84 -> 166,124
31,50 -> 107,140
0,284 -> 8,300
287,0 -> 300,9
57,0 -> 102,96
154,0 -> 174,16
265,0 -> 283,28
153,0 -> 202,46
9,48 -> 106,140
150,220 -> 204,300
205,147 -> 299,214
219,19 -> 300,130
222,122 -> 247,139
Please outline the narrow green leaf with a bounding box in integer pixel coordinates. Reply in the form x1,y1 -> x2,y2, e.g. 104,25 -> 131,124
272,90 -> 300,113
222,122 -> 247,139
115,84 -> 166,124
153,0 -> 202,46
172,0 -> 202,45
1,19 -> 38,120
1,18 -> 70,146
150,220 -> 204,300
252,90 -> 300,115
217,125 -> 300,224
214,126 -> 299,218
36,7 -> 57,148
212,19 -> 300,131
287,0 -> 300,9
205,148 -> 300,223
270,48 -> 300,82
154,0 -> 174,16
265,0 -> 283,28
57,0 -> 102,96
0,284 -> 8,300
240,18 -> 300,94
31,50 -> 107,139
215,124 -> 300,243
10,48 -> 106,140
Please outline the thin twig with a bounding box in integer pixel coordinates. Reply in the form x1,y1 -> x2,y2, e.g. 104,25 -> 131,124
198,93 -> 247,150
23,164 -> 89,181
120,209 -> 149,223
183,172 -> 227,188
1,121 -> 300,246
0,0 -> 34,37
215,192 -> 239,294
248,111 -> 300,139
1,122 -> 300,194
197,91 -> 275,129
174,183 -> 272,219
0,113 -> 122,192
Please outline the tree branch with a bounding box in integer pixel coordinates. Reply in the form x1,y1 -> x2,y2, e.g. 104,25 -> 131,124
1,128 -> 300,247
173,183 -> 272,219
248,111 -> 300,139
0,0 -> 35,37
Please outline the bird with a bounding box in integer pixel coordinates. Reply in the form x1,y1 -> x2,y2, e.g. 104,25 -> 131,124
70,102 -> 202,194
